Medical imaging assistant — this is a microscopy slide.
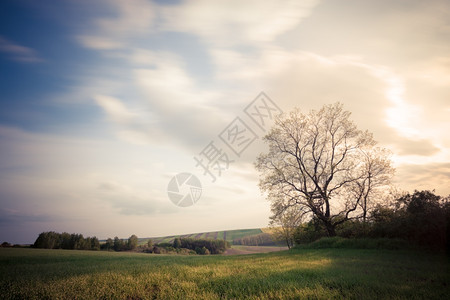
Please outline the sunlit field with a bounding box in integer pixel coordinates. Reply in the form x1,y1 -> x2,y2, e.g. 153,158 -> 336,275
1,248 -> 448,299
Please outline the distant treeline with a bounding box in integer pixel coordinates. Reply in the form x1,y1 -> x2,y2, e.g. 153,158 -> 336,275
31,232 -> 229,255
101,235 -> 138,251
33,232 -> 100,250
233,233 -> 275,246
33,232 -> 139,252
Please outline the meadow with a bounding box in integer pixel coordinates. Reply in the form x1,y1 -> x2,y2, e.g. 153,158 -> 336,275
1,246 -> 448,299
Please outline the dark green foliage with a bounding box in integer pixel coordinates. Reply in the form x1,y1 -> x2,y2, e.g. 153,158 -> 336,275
336,220 -> 369,238
33,232 -> 100,251
295,190 -> 450,251
293,218 -> 327,244
101,238 -> 114,251
179,238 -> 229,254
113,237 -> 123,251
369,190 -> 449,250
233,233 -> 275,246
195,246 -> 210,255
173,237 -> 181,248
127,235 -> 138,250
90,237 -> 100,251
33,231 -> 59,249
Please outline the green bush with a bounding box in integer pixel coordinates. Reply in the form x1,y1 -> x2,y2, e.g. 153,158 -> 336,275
293,218 -> 327,244
180,238 -> 229,254
336,220 -> 368,238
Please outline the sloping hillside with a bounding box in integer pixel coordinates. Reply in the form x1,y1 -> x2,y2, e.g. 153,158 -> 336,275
140,228 -> 272,245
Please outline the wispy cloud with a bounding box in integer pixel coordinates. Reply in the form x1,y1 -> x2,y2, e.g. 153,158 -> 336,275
160,0 -> 320,46
94,95 -> 138,124
78,0 -> 319,50
0,36 -> 43,63
78,0 -> 156,50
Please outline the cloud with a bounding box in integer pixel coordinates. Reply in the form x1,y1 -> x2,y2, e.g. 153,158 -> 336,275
89,49 -> 234,149
0,36 -> 43,63
77,36 -> 124,50
78,0 -> 156,50
160,0 -> 320,45
392,137 -> 440,156
73,0 -> 321,150
95,180 -> 178,215
78,0 -> 319,50
395,162 -> 450,196
94,95 -> 138,124
0,126 -> 176,219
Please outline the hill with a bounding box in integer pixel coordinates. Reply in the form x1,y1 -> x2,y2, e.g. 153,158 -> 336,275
139,228 -> 279,246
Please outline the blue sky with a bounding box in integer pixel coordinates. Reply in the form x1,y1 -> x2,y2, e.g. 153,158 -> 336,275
1,0 -> 450,244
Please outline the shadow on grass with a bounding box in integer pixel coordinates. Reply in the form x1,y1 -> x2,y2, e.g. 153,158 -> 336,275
197,248 -> 450,299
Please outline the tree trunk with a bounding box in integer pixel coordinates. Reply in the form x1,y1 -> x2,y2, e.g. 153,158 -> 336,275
325,222 -> 337,237
285,236 -> 291,249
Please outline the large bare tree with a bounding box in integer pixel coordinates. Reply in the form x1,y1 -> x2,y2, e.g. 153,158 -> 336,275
256,103 -> 394,236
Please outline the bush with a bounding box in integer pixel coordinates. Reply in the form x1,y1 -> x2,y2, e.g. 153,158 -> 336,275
180,238 -> 229,254
195,246 -> 210,255
293,219 -> 327,245
336,220 -> 368,238
152,246 -> 166,254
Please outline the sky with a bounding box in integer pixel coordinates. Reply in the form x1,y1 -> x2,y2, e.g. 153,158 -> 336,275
1,0 -> 449,244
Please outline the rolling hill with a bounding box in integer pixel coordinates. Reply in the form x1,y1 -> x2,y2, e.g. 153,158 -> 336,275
138,228 -> 277,246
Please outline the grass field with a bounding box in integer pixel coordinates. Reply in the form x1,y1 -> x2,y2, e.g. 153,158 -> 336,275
223,245 -> 288,255
1,247 -> 448,299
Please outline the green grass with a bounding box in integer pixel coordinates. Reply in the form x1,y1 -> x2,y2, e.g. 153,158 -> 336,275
223,228 -> 263,242
296,237 -> 411,250
1,247 -> 448,299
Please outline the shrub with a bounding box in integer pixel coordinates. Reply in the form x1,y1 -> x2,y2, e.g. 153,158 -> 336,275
293,219 -> 327,245
180,238 -> 229,254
